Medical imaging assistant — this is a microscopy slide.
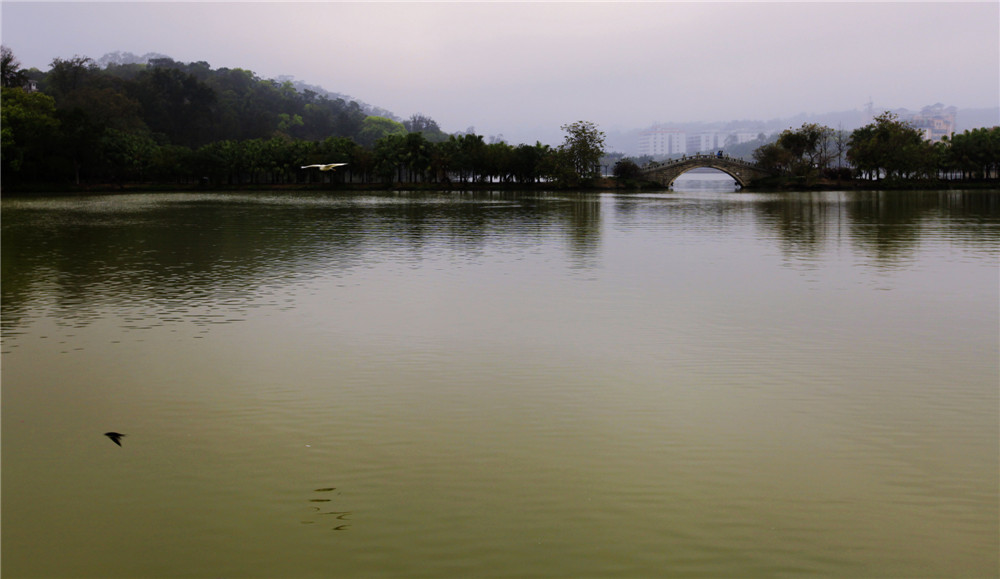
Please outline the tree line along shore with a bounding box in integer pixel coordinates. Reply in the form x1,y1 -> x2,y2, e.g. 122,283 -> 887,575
3,48 -> 997,192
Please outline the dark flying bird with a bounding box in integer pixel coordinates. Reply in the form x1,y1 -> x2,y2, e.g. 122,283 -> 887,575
104,432 -> 126,446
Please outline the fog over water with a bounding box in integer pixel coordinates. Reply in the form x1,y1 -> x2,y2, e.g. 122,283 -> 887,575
2,1 -> 998,144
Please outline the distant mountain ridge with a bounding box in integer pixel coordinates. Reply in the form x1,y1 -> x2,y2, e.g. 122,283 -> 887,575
95,51 -> 397,121
94,51 -> 998,152
272,76 -> 397,121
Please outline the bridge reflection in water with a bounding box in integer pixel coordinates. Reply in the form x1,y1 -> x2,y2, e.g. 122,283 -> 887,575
641,153 -> 774,189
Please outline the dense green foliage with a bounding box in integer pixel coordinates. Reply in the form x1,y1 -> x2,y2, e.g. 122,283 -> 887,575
846,113 -> 934,180
1,46 -> 28,89
612,158 -> 642,181
559,121 -> 606,185
754,114 -> 998,184
1,49 -> 606,189
940,126 -> 1000,180
753,122 -> 846,180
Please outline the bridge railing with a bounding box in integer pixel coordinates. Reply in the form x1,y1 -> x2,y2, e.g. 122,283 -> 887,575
640,153 -> 762,172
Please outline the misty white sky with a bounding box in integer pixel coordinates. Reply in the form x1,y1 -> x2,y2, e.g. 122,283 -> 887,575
2,1 -> 998,144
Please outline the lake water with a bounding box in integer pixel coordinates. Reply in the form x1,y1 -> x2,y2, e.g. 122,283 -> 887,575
2,185 -> 998,578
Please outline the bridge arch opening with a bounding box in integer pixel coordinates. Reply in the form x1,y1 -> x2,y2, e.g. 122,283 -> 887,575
671,167 -> 740,191
641,155 -> 766,190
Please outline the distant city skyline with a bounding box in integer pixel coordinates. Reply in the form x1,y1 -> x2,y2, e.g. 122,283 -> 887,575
609,102 -> 994,157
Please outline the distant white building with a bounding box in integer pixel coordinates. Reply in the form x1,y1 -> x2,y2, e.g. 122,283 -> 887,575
686,133 -> 722,154
687,132 -> 758,154
908,104 -> 956,142
638,128 -> 686,157
726,132 -> 760,146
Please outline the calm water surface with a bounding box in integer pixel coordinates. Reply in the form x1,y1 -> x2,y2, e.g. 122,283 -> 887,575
3,187 -> 998,578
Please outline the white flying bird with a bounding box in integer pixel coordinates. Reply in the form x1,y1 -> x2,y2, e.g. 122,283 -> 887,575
301,163 -> 348,171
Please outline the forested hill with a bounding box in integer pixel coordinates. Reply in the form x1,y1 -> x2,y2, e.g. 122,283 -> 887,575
27,54 -> 411,147
5,48 -> 591,189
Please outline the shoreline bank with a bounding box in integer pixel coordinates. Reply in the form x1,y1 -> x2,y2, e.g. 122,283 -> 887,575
4,177 -> 999,196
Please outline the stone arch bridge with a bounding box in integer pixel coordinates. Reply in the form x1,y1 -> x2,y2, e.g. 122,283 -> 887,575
640,154 -> 775,189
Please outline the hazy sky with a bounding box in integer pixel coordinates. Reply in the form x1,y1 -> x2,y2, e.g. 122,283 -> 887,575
2,1 -> 998,144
